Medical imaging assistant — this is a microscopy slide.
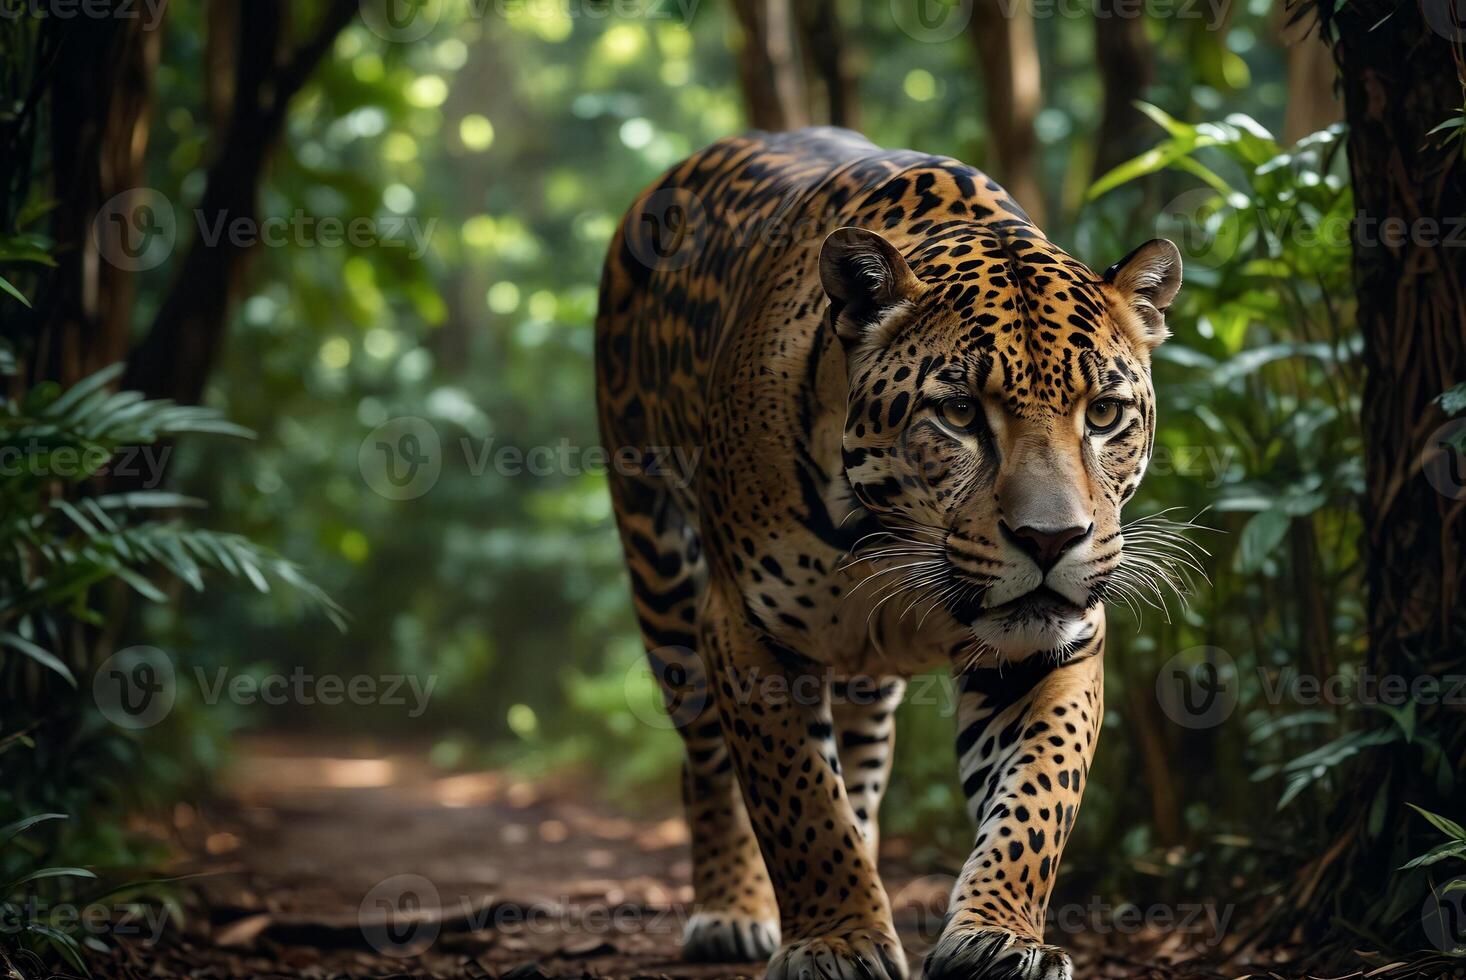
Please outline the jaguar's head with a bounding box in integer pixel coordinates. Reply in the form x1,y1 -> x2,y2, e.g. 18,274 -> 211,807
820,224 -> 1182,660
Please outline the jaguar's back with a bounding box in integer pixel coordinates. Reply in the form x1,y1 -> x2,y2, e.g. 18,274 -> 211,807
595,126 -> 1030,520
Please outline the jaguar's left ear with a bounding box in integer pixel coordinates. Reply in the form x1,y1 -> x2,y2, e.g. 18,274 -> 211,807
1104,239 -> 1182,349
819,227 -> 925,351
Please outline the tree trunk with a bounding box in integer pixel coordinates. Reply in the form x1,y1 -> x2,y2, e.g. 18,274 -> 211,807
32,15 -> 160,388
1091,0 -> 1153,179
1282,0 -> 1465,955
968,0 -> 1046,225
729,0 -> 808,131
796,0 -> 858,129
1278,5 -> 1340,144
122,0 -> 357,406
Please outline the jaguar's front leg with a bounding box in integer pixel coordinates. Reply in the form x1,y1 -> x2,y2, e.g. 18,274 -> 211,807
702,590 -> 908,980
925,636 -> 1104,980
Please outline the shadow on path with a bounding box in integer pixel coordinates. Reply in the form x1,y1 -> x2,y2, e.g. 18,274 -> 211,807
96,736 -> 1276,979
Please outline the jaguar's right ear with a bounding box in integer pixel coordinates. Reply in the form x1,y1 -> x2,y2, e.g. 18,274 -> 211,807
819,227 -> 924,351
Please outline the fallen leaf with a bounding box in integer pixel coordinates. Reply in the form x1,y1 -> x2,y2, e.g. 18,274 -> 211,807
212,913 -> 272,948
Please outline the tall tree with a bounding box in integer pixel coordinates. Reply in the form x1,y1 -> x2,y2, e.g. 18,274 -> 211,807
122,0 -> 358,407
1091,1 -> 1154,179
1284,0 -> 1466,956
968,0 -> 1046,224
796,0 -> 859,129
5,0 -> 357,408
27,13 -> 159,389
729,0 -> 808,131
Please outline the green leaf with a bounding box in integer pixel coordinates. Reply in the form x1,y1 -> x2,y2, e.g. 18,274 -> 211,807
1224,113 -> 1276,142
113,566 -> 167,603
1134,101 -> 1192,138
28,923 -> 91,976
43,363 -> 126,418
55,499 -> 103,538
16,196 -> 58,228
1278,489 -> 1329,517
0,236 -> 57,265
1427,115 -> 1466,136
1088,140 -> 1208,200
1281,728 -> 1398,776
1247,709 -> 1335,742
84,870 -> 212,904
159,417 -> 255,439
1235,509 -> 1289,572
1172,156 -> 1237,197
0,812 -> 68,848
95,492 -> 207,511
1367,779 -> 1391,837
1277,772 -> 1314,810
1408,803 -> 1466,841
1401,840 -> 1466,870
1210,341 -> 1347,387
1435,381 -> 1466,417
0,274 -> 31,308
0,632 -> 77,687
2,866 -> 97,892
1373,699 -> 1418,743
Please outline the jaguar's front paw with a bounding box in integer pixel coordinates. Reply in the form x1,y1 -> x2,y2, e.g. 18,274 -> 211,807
682,910 -> 780,962
766,926 -> 909,980
923,927 -> 1071,980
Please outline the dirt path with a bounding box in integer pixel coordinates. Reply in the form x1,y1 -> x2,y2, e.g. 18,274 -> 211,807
98,736 -> 1253,979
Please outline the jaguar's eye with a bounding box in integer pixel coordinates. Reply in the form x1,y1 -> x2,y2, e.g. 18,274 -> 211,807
936,397 -> 981,433
1085,398 -> 1125,433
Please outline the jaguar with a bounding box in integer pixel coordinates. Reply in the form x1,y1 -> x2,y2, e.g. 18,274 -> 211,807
595,127 -> 1183,980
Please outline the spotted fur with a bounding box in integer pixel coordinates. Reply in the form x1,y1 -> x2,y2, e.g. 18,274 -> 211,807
596,128 -> 1180,980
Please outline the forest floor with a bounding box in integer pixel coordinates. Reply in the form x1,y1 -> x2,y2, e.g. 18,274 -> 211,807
87,736 -> 1418,980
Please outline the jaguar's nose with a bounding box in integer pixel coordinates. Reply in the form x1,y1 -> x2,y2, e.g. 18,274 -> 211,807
1000,521 -> 1093,573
